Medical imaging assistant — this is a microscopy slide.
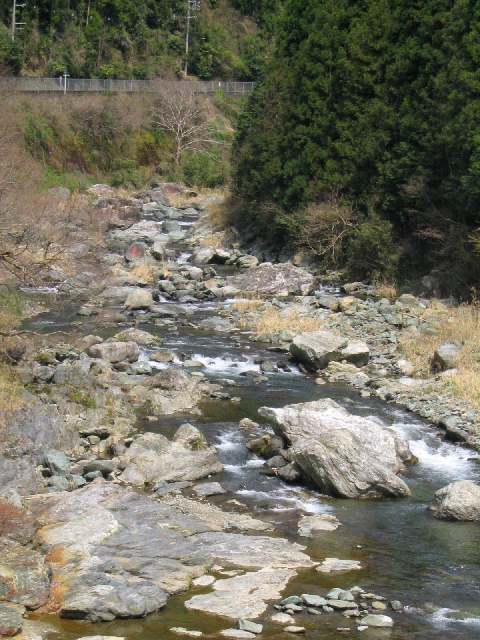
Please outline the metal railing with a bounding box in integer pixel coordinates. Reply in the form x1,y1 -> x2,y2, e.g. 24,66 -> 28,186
0,77 -> 255,95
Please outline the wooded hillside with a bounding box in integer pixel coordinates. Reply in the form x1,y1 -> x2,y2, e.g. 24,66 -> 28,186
0,0 -> 275,79
233,0 -> 480,295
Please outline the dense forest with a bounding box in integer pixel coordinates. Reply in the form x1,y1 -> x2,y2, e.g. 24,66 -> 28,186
233,0 -> 480,294
0,0 -> 276,79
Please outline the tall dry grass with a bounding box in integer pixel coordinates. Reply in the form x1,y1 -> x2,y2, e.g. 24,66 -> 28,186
233,302 -> 323,339
401,301 -> 480,410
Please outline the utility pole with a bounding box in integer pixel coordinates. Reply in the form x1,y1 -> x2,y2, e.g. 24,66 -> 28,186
184,0 -> 200,78
11,0 -> 27,41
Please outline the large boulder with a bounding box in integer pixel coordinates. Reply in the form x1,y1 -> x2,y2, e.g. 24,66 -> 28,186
119,426 -> 223,486
290,331 -> 369,370
430,480 -> 480,521
227,263 -> 315,297
432,342 -> 461,372
87,341 -> 139,364
258,399 -> 414,498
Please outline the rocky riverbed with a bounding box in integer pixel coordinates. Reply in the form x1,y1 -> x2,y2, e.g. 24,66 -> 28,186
1,183 -> 480,640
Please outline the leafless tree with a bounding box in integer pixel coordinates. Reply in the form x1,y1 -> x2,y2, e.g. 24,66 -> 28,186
0,114 -> 76,285
153,84 -> 219,166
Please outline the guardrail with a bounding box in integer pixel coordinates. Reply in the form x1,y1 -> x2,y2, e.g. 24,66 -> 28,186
0,77 -> 255,95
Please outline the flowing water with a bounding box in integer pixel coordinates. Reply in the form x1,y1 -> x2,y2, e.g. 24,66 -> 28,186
23,209 -> 480,640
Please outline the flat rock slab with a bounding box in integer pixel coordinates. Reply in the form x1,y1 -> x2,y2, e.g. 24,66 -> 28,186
25,481 -> 311,623
316,558 -> 362,574
220,631 -> 255,639
185,568 -> 296,619
193,482 -> 226,497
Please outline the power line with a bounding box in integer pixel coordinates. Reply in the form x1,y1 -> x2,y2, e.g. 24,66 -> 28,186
11,0 -> 27,42
184,0 -> 201,77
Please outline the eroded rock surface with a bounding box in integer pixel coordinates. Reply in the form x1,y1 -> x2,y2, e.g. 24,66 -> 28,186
228,263 -> 314,297
25,481 -> 312,623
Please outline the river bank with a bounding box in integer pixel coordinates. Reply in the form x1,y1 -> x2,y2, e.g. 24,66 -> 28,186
1,184 -> 479,640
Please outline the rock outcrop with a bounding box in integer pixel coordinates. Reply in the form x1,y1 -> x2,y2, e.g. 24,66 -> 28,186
259,399 -> 414,498
430,480 -> 480,521
25,481 -> 312,623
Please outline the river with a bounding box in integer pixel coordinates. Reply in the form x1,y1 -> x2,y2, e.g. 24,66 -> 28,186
23,204 -> 480,640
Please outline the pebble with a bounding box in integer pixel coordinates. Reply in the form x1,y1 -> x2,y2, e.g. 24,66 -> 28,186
271,613 -> 294,625
192,575 -> 215,587
238,620 -> 263,635
220,631 -> 255,640
360,614 -> 394,628
302,594 -> 327,607
170,629 -> 203,638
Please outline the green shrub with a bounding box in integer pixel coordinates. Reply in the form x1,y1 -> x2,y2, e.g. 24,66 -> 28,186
182,151 -> 228,188
346,215 -> 399,282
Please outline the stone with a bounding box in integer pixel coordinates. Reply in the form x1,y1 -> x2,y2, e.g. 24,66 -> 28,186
329,600 -> 359,610
119,428 -> 223,486
114,328 -> 161,346
185,568 -> 301,619
290,331 -> 369,370
87,341 -> 139,364
259,399 -> 413,498
316,558 -> 362,573
432,342 -> 461,372
124,288 -> 154,310
284,626 -> 305,634
430,480 -> 480,521
302,595 -> 328,607
193,482 -> 226,497
271,613 -> 294,624
125,242 -> 147,262
298,514 -> 341,537
192,575 -> 216,587
77,637 -> 125,640
236,255 -> 259,270
281,596 -> 303,606
0,603 -> 24,637
228,263 -> 315,297
238,620 -> 263,634
170,629 -> 203,638
371,601 -> 387,610
327,589 -> 354,601
220,631 -> 255,640
42,449 -> 70,476
360,614 -> 394,628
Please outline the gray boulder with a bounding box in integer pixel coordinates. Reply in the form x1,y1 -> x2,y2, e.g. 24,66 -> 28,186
87,341 -> 139,363
290,331 -> 369,370
432,342 -> 461,371
430,480 -> 480,521
259,399 -> 414,498
119,426 -> 223,486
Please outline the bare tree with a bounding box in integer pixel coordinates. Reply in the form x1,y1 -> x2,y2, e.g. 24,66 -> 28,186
0,110 -> 77,285
153,85 -> 219,166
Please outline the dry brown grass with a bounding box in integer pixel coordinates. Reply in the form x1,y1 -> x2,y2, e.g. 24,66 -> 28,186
374,282 -> 398,301
235,303 -> 323,339
401,301 -> 480,409
230,298 -> 264,313
0,365 -> 23,417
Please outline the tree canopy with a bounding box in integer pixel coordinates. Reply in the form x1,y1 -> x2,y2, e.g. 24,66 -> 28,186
233,0 -> 480,293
